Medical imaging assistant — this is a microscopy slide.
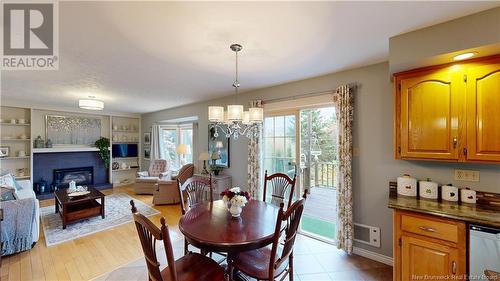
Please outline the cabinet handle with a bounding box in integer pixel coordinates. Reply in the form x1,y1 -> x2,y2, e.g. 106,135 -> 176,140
451,261 -> 457,274
453,137 -> 458,148
418,226 -> 436,232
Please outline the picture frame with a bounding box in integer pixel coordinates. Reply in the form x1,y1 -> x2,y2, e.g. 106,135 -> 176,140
143,132 -> 151,145
208,126 -> 230,168
144,146 -> 151,160
0,147 -> 9,158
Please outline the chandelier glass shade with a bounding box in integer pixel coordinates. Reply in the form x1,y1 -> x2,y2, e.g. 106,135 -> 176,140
208,44 -> 263,140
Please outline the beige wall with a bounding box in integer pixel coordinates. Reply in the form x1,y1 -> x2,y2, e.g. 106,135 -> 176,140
389,7 -> 500,74
142,61 -> 500,258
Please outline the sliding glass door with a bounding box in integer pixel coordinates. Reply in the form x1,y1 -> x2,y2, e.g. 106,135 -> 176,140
263,106 -> 338,242
262,112 -> 300,203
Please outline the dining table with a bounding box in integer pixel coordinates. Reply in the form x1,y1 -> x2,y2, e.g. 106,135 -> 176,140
179,199 -> 280,281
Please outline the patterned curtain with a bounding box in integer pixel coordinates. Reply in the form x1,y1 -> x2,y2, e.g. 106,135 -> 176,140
334,85 -> 354,254
247,125 -> 262,199
150,125 -> 162,160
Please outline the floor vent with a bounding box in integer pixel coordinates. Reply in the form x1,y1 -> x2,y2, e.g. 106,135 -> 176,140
354,223 -> 380,248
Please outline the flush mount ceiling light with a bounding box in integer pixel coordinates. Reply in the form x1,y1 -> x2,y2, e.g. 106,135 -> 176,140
208,44 -> 263,140
79,96 -> 104,110
453,52 -> 476,61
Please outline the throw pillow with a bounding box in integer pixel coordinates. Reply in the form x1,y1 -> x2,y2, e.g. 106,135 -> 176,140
0,187 -> 16,201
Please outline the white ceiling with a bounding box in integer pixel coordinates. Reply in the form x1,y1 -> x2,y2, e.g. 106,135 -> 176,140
2,1 -> 499,114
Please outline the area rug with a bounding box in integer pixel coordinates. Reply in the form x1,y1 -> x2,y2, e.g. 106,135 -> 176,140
40,193 -> 160,247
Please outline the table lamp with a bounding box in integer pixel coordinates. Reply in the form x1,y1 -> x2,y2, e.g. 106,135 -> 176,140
198,151 -> 210,174
176,144 -> 191,166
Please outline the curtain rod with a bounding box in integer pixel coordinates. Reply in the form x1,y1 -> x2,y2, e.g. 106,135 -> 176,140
262,90 -> 334,104
261,83 -> 356,105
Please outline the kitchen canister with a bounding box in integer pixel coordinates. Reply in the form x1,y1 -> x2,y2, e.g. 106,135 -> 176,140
419,178 -> 438,200
441,184 -> 459,202
397,174 -> 417,197
460,188 -> 477,204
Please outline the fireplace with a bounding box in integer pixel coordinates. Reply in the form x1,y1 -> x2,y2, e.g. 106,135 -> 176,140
53,166 -> 94,189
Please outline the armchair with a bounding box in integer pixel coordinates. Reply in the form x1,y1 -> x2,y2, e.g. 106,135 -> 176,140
134,159 -> 170,194
152,164 -> 194,205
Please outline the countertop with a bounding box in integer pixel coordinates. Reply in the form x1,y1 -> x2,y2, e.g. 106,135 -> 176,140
388,192 -> 500,228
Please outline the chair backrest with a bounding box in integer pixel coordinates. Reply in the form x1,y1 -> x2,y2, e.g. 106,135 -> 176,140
485,270 -> 499,281
149,159 -> 168,177
177,164 -> 194,185
263,171 -> 297,209
268,189 -> 307,280
178,176 -> 213,215
130,200 -> 177,281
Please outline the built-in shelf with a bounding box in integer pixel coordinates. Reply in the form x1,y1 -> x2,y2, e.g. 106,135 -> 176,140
14,175 -> 30,180
33,147 -> 109,153
1,139 -> 30,142
0,123 -> 30,126
113,156 -> 138,160
0,156 -> 31,160
112,130 -> 139,133
112,167 -> 139,172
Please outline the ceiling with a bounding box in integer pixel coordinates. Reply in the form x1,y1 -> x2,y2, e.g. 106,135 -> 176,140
2,1 -> 499,114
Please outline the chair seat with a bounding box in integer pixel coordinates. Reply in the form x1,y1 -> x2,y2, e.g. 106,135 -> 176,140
233,247 -> 289,280
136,176 -> 160,183
161,252 -> 225,281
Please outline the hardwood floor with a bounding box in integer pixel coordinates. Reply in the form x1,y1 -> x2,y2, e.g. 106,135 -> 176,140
1,185 -> 182,281
1,184 -> 392,281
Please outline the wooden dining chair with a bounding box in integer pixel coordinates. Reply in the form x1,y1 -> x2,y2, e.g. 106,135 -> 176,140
232,189 -> 308,281
129,200 -> 225,281
177,176 -> 213,254
178,176 -> 213,215
485,269 -> 499,281
263,170 -> 297,209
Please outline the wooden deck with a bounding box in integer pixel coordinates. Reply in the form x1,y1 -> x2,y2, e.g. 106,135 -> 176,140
303,187 -> 336,223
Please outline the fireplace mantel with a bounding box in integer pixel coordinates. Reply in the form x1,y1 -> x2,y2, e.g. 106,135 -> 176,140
33,147 -> 109,153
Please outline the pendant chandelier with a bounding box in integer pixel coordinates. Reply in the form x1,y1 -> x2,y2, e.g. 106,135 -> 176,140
208,44 -> 263,140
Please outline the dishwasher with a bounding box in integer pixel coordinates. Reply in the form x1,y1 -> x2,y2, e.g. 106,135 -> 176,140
469,224 -> 500,280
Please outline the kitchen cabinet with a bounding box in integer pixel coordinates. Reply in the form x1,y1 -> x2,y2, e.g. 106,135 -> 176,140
466,61 -> 500,161
398,68 -> 462,160
393,210 -> 466,281
394,55 -> 500,163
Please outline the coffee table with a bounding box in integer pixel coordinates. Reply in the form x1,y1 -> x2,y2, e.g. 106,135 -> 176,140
54,187 -> 105,229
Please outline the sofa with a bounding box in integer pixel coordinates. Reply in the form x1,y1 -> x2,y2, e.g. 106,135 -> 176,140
152,164 -> 194,205
1,180 -> 40,256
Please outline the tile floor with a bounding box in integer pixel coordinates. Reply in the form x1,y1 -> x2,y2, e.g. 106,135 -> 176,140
94,233 -> 392,281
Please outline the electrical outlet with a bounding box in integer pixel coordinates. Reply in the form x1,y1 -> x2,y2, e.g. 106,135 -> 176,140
454,169 -> 480,182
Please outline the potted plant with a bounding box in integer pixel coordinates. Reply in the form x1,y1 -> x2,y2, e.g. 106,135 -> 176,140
208,164 -> 223,176
94,137 -> 110,167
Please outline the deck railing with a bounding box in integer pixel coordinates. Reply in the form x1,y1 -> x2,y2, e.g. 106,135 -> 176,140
310,161 -> 338,189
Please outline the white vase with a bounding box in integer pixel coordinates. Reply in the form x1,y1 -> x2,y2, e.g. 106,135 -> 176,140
229,204 -> 242,217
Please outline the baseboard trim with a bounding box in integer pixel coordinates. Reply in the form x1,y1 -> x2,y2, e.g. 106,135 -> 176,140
353,246 -> 393,266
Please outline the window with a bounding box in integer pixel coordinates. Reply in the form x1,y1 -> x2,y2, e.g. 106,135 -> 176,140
160,124 -> 194,169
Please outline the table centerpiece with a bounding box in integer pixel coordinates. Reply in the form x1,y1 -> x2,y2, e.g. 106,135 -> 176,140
220,187 -> 251,217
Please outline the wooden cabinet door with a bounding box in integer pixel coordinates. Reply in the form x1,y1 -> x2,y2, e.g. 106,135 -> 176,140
466,61 -> 500,161
401,235 -> 463,281
399,70 -> 462,160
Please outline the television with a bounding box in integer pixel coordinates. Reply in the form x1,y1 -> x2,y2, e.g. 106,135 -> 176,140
112,144 -> 138,158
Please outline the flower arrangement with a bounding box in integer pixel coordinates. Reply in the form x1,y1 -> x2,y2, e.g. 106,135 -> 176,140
220,187 -> 251,217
